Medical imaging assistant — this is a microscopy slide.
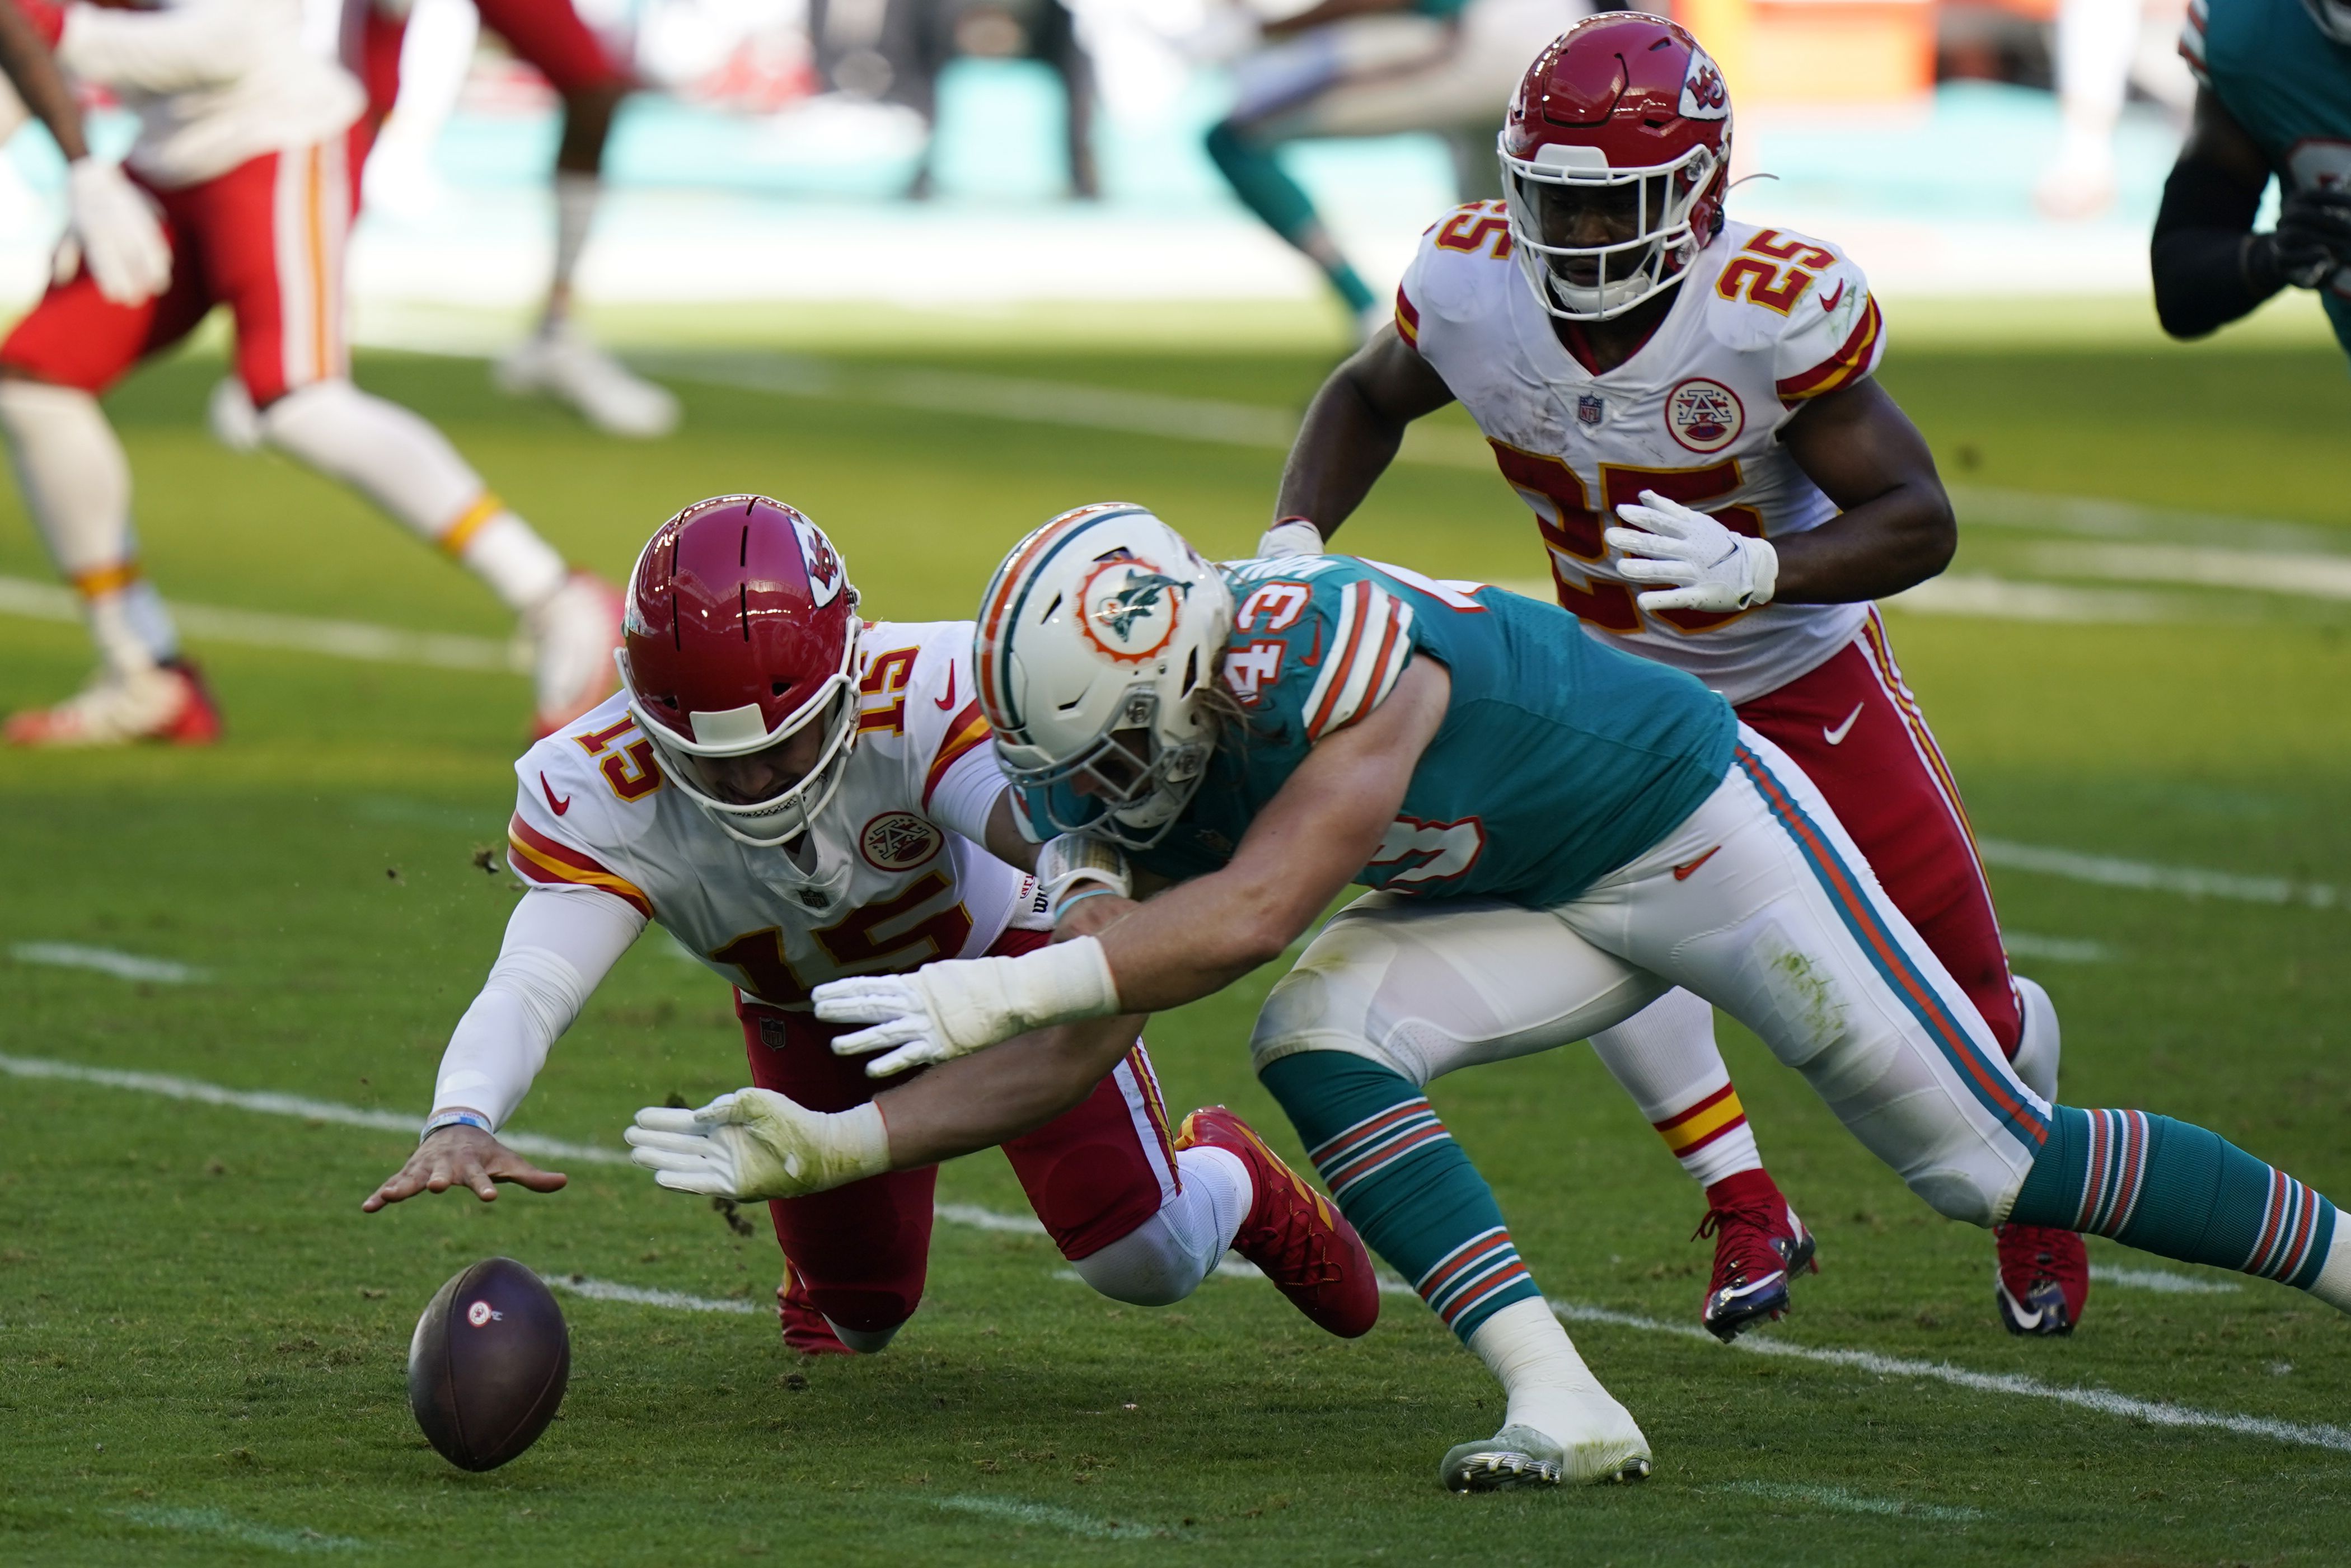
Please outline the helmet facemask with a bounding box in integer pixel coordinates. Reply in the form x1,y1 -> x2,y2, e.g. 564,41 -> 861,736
2306,0 -> 2351,41
619,626 -> 863,853
996,684 -> 1211,851
1500,137 -> 1721,321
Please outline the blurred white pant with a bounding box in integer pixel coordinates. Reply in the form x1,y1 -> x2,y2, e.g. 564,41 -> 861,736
1252,726 -> 2053,1226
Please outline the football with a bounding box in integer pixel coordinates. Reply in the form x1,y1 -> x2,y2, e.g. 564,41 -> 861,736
406,1258 -> 571,1471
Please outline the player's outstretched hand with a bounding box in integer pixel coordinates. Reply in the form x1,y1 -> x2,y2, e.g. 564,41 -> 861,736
814,970 -> 956,1076
815,940 -> 1120,1078
2263,186 -> 2351,291
362,1125 -> 566,1211
624,1089 -> 888,1202
62,157 -> 170,306
1607,489 -> 1779,614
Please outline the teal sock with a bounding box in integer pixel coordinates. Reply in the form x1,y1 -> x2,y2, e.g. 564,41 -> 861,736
2011,1107 -> 2338,1288
1259,1051 -> 1543,1341
1205,122 -> 1375,314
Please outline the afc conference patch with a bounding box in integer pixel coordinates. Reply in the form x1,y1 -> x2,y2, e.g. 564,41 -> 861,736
1665,377 -> 1743,453
1576,394 -> 1605,428
860,810 -> 943,871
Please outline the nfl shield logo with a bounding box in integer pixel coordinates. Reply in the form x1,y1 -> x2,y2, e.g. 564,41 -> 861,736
1576,394 -> 1604,428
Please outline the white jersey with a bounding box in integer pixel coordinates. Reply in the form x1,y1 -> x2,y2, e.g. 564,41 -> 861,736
505,619 -> 1042,1010
57,0 -> 363,188
1397,207 -> 1888,705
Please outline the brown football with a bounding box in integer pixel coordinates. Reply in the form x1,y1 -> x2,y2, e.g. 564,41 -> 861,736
407,1257 -> 570,1471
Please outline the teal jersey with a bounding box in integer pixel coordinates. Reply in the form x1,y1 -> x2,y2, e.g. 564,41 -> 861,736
1128,556 -> 1737,907
2185,0 -> 2351,351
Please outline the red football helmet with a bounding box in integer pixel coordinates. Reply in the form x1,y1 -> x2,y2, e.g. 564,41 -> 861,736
1499,13 -> 1733,321
618,494 -> 861,850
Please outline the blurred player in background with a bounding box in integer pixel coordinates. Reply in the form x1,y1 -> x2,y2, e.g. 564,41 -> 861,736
367,495 -> 1381,1358
1263,14 -> 2091,1338
2034,0 -> 2194,219
338,0 -> 678,435
812,0 -> 1098,199
0,0 -> 622,746
1202,0 -> 1586,337
2153,0 -> 2351,353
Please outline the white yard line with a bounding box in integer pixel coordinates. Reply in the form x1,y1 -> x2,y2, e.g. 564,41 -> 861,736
932,1495 -> 1168,1540
115,1506 -> 364,1554
0,575 -> 523,673
1976,839 -> 2340,910
1999,932 -> 2117,965
10,943 -> 208,984
9,1055 -> 2338,1454
2031,543 -> 2351,602
1880,574 -> 2178,624
543,1273 -> 761,1314
2092,1265 -> 2240,1296
1718,1480 -> 1986,1523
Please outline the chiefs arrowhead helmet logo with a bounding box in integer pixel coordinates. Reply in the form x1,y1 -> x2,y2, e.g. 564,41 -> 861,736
1679,46 -> 1730,121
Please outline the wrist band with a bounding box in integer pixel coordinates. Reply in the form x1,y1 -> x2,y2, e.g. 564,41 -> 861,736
420,1110 -> 492,1143
1052,882 -> 1126,921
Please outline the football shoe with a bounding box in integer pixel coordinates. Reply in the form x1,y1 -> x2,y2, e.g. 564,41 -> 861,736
494,325 -> 680,439
1695,1170 -> 1817,1342
1441,1409 -> 1653,1492
1174,1106 -> 1379,1338
205,377 -> 264,453
4,659 -> 221,748
1995,1223 -> 2090,1336
526,572 -> 625,738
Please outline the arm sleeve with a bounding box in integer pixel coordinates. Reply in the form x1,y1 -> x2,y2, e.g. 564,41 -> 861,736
429,887 -> 647,1130
2151,154 -> 2279,339
56,2 -> 256,93
1772,251 -> 1886,407
926,745 -> 1010,848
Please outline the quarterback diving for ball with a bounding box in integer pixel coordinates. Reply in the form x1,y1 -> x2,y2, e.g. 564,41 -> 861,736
363,494 -> 1380,1358
743,502 -> 2351,1494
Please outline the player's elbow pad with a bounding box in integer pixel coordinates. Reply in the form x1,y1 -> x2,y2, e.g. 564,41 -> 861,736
2149,156 -> 2274,339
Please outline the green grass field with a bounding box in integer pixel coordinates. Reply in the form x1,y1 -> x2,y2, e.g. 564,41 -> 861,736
3,328 -> 2349,1566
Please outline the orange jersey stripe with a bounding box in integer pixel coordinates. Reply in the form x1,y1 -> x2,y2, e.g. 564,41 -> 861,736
1304,582 -> 1374,740
1395,288 -> 1421,346
922,699 -> 992,808
1776,294 -> 1883,403
507,813 -> 653,917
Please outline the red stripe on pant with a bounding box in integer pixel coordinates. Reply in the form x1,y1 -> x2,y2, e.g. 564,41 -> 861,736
1735,619 -> 2022,1055
736,926 -> 1169,1337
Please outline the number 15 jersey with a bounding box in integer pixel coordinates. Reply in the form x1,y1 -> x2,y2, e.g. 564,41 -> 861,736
1397,204 -> 1888,705
503,618 -> 1039,1010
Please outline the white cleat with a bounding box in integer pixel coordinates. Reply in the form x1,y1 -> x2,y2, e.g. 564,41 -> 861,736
525,571 -> 625,737
4,663 -> 220,748
494,325 -> 680,439
1440,1406 -> 1654,1493
207,377 -> 264,453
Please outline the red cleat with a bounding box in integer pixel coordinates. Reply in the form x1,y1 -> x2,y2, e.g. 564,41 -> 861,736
1995,1223 -> 2090,1336
5,659 -> 221,748
1176,1106 -> 1379,1338
776,1266 -> 854,1357
1696,1169 -> 1817,1342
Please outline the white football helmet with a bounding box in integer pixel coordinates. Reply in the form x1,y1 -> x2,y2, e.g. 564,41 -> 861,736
975,503 -> 1235,850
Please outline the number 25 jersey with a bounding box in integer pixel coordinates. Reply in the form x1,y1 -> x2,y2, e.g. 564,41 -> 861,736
503,618 -> 1039,1009
1397,205 -> 1888,705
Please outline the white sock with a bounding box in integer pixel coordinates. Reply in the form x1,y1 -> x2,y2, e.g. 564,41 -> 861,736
1064,1145 -> 1251,1307
2307,1227 -> 2351,1315
1587,989 -> 1763,1190
1466,1296 -> 1617,1440
259,380 -> 566,611
0,379 -> 171,677
2009,975 -> 2062,1102
547,171 -> 600,327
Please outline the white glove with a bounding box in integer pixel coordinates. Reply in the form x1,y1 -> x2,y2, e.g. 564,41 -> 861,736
813,936 -> 1120,1078
1605,489 -> 1778,614
61,158 -> 171,307
1034,832 -> 1130,924
624,1089 -> 889,1201
1256,517 -> 1324,560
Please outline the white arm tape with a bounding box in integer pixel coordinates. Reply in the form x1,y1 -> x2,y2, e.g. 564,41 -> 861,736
431,888 -> 645,1129
1256,518 -> 1324,560
933,933 -> 1120,1053
925,747 -> 1010,850
1034,833 -> 1130,921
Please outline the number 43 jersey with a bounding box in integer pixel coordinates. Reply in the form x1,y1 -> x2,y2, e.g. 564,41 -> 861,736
1397,204 -> 1888,705
503,619 -> 1041,1010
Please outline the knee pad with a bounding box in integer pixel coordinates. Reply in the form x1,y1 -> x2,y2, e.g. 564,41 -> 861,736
823,1316 -> 903,1355
2008,975 -> 2061,1102
1066,1214 -> 1210,1308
